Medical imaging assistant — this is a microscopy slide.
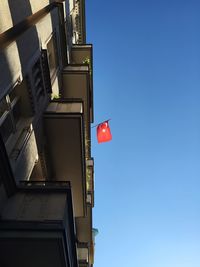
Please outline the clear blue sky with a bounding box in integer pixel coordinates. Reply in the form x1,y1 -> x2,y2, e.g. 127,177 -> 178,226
86,1 -> 200,266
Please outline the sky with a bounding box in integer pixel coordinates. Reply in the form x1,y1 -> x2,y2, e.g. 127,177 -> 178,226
86,1 -> 200,266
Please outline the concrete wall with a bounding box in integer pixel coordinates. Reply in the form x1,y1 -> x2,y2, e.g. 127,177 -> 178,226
0,1 -> 70,189
0,1 -> 52,33
0,1 -> 67,98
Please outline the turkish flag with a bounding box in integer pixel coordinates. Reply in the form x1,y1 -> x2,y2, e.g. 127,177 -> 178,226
97,121 -> 112,143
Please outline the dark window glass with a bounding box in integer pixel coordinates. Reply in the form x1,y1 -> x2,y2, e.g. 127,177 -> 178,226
0,98 -> 8,117
12,99 -> 21,123
0,114 -> 13,143
47,34 -> 58,79
41,50 -> 52,93
9,90 -> 17,102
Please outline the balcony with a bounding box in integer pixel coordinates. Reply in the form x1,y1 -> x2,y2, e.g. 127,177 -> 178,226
62,65 -> 91,158
86,158 -> 94,207
76,205 -> 93,266
43,100 -> 86,217
0,181 -> 78,267
77,243 -> 89,267
70,0 -> 86,44
71,45 -> 92,66
71,44 -> 93,123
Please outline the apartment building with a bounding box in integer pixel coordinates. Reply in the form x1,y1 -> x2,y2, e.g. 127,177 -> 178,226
0,1 -> 95,266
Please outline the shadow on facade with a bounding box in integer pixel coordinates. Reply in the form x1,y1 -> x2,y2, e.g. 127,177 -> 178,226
7,0 -> 40,73
0,1 -> 42,187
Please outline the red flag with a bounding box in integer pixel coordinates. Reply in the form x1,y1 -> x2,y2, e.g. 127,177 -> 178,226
97,121 -> 112,143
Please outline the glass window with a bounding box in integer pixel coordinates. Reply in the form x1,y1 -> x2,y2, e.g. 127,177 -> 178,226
0,98 -> 8,117
32,59 -> 45,103
12,98 -> 21,123
0,113 -> 13,143
47,34 -> 58,79
0,82 -> 27,143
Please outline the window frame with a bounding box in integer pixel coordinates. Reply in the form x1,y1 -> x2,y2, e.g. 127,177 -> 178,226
46,32 -> 59,83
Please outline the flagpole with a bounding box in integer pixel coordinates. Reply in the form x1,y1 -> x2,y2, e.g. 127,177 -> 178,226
91,119 -> 111,128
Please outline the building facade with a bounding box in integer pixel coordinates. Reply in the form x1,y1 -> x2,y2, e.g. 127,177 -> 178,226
0,1 -> 95,266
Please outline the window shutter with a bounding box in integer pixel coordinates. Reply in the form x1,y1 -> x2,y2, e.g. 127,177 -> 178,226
41,50 -> 52,94
32,59 -> 45,102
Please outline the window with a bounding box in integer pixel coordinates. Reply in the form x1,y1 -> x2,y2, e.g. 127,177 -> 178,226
46,34 -> 58,81
32,58 -> 45,103
41,50 -> 52,94
0,95 -> 20,143
0,111 -> 14,143
0,80 -> 38,184
0,79 -> 32,144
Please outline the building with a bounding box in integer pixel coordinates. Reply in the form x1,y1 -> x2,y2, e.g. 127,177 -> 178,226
0,1 -> 95,266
